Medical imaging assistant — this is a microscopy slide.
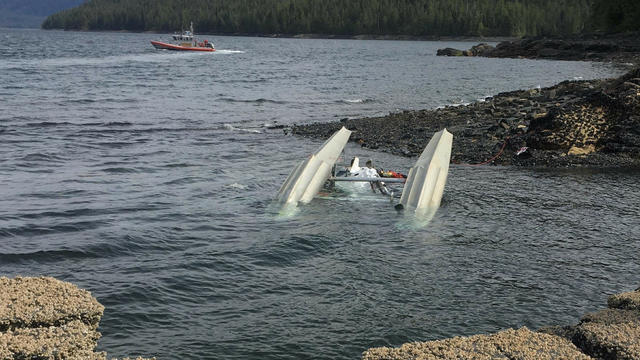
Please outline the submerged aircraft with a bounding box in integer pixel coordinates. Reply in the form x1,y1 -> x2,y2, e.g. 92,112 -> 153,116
277,127 -> 453,215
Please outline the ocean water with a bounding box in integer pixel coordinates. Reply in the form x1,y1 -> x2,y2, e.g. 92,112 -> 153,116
1,29 -> 638,359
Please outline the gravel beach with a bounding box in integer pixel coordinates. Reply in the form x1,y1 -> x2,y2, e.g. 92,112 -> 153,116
290,67 -> 640,168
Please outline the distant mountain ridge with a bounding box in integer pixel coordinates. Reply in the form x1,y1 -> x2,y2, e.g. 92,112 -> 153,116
0,0 -> 85,28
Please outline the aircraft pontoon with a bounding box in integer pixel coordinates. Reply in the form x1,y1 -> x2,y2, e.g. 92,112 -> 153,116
277,127 -> 453,215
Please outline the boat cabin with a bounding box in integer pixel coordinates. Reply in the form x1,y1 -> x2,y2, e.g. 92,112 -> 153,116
172,31 -> 193,41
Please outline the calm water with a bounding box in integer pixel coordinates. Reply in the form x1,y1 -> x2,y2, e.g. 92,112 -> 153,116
1,29 -> 638,359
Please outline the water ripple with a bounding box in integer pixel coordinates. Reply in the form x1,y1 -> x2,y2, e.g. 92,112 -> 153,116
0,29 -> 635,360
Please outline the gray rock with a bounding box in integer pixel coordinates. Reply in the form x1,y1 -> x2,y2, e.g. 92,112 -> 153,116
436,48 -> 464,56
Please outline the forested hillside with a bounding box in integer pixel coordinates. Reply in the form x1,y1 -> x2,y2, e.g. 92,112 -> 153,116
42,0 -> 594,37
590,0 -> 640,33
0,0 -> 84,28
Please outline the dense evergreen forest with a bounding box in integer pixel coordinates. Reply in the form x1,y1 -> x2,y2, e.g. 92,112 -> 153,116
41,0 -> 638,37
590,0 -> 640,33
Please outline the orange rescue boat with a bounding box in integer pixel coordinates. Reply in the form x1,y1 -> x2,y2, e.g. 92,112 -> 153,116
151,22 -> 215,52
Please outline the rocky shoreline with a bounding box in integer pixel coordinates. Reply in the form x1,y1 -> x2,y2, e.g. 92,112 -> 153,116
0,276 -> 154,360
289,67 -> 640,168
436,32 -> 640,66
2,277 -> 638,359
363,286 -> 640,359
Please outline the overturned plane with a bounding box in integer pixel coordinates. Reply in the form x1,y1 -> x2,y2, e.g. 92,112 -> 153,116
277,127 -> 453,215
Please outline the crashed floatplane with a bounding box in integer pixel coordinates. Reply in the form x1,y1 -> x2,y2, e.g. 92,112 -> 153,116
277,127 -> 453,215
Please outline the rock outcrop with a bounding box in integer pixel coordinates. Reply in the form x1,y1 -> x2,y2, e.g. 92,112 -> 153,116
363,327 -> 591,360
543,287 -> 640,360
289,68 -> 640,167
436,43 -> 495,57
435,48 -> 464,56
0,276 -> 154,360
363,287 -> 640,360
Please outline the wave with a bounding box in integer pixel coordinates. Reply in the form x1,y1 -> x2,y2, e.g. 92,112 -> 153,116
476,95 -> 493,102
223,123 -> 261,134
24,189 -> 89,199
339,98 -> 374,104
11,206 -> 132,220
224,183 -> 247,190
63,120 -> 136,128
93,141 -> 136,149
261,121 -> 286,129
162,162 -> 199,168
218,97 -> 287,104
19,152 -> 65,163
162,177 -> 204,186
101,166 -> 143,174
0,234 -> 167,263
436,99 -> 472,109
0,85 -> 24,90
76,126 -> 222,135
56,98 -> 139,106
103,98 -> 139,103
60,98 -> 96,104
0,220 -> 108,238
102,121 -> 133,127
214,78 -> 267,84
23,121 -> 73,127
0,249 -> 103,264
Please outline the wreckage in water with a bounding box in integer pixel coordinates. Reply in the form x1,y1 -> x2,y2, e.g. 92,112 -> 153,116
276,127 -> 453,215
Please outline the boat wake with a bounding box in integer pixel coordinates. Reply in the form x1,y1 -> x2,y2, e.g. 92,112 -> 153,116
215,50 -> 245,54
1,53 -> 194,70
224,182 -> 248,190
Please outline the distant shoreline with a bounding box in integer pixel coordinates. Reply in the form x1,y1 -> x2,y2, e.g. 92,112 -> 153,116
32,26 -> 516,43
435,32 -> 640,65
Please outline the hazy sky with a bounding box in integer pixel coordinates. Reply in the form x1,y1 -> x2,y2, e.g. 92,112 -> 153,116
0,0 -> 85,28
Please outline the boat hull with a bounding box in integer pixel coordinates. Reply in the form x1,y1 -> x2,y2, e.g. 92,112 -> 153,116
150,41 -> 215,52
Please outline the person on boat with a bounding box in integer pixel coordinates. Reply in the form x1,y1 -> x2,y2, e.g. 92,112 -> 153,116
364,160 -> 378,177
341,157 -> 391,196
363,159 -> 390,195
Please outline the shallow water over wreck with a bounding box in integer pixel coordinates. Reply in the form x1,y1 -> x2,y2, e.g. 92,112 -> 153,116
1,29 -> 638,359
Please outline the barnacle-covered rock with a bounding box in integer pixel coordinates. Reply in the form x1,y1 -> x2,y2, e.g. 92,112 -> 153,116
573,308 -> 640,360
608,288 -> 640,311
0,276 -> 154,360
0,276 -> 104,331
0,320 -> 105,360
362,327 -> 591,360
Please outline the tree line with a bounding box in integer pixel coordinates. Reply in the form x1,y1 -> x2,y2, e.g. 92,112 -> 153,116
590,0 -> 640,33
41,0 -> 632,37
